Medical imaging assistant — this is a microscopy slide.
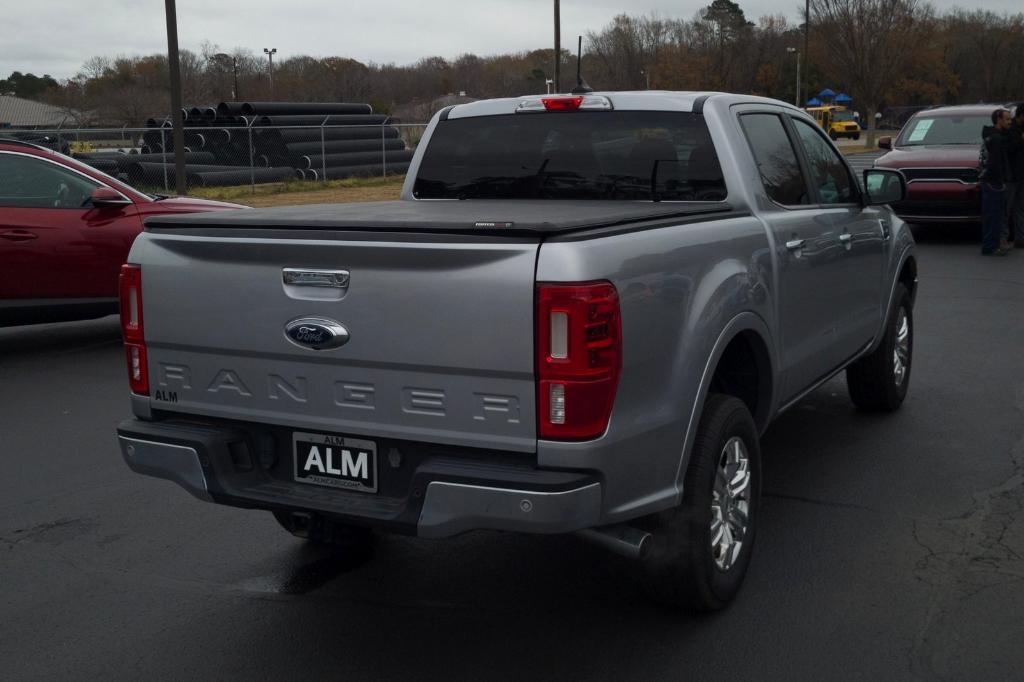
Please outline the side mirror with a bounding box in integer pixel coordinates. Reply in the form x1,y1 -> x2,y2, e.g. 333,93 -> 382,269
863,168 -> 906,206
878,136 -> 892,150
90,186 -> 132,208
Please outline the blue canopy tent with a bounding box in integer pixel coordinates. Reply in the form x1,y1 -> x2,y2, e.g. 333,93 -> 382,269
806,97 -> 823,106
835,93 -> 853,104
819,88 -> 836,99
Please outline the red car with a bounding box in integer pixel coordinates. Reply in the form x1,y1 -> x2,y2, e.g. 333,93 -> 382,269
873,104 -> 1008,224
0,139 -> 245,326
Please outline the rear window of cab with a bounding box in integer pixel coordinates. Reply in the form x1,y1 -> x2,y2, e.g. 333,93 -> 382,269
413,111 -> 727,202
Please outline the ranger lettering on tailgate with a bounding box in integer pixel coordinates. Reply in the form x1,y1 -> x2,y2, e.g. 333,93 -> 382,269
156,363 -> 521,423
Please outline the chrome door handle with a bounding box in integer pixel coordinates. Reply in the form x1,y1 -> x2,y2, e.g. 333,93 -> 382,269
839,233 -> 853,244
0,229 -> 38,242
785,238 -> 806,251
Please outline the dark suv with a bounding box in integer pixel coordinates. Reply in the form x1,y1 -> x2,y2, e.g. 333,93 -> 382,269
873,104 -> 1007,224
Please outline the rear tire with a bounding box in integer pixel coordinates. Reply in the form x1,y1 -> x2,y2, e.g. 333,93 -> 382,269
846,283 -> 913,411
272,511 -> 374,550
641,394 -> 761,611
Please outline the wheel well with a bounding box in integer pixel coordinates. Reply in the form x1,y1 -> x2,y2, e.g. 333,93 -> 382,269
709,331 -> 772,431
899,257 -> 918,304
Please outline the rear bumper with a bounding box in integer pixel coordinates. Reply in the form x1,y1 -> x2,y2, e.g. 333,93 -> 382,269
117,418 -> 602,538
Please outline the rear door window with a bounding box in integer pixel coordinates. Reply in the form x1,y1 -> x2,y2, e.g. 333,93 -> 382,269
738,113 -> 810,206
413,111 -> 727,201
791,118 -> 856,204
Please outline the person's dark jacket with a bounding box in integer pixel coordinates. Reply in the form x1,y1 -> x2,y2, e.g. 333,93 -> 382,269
1009,120 -> 1024,180
980,125 -> 1013,185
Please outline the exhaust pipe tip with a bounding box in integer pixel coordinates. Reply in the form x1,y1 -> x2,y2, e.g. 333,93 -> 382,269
576,524 -> 652,560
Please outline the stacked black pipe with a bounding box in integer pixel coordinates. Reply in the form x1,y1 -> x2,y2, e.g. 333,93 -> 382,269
73,101 -> 412,189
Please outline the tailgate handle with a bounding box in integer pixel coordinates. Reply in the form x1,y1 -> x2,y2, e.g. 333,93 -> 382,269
283,268 -> 350,289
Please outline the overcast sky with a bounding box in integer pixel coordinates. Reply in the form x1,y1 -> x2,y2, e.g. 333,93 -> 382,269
2,0 -> 1019,81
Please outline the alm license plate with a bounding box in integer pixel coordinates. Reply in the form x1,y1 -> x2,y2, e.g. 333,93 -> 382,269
293,431 -> 377,493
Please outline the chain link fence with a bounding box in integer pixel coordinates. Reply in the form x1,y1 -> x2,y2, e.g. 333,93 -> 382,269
3,122 -> 428,192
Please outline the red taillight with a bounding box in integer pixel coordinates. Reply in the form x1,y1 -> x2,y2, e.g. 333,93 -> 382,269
536,282 -> 621,440
541,96 -> 584,111
119,264 -> 148,395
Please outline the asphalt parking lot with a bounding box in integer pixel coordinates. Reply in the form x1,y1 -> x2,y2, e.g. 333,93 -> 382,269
2,226 -> 1023,681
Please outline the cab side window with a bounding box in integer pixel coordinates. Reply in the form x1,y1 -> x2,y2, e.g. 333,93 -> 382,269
792,119 -> 856,205
739,113 -> 811,206
0,153 -> 99,209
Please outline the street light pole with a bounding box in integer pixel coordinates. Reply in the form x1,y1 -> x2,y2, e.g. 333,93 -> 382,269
263,47 -> 277,97
796,55 -> 801,107
163,0 -> 186,195
787,47 -> 800,106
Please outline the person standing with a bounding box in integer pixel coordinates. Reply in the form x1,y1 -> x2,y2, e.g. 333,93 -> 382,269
1008,104 -> 1024,246
980,108 -> 1013,256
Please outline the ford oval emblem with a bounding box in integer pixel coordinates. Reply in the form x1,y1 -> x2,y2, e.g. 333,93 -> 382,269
284,317 -> 350,351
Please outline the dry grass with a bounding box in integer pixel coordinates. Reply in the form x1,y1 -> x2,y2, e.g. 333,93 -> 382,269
191,175 -> 405,207
840,145 -> 877,155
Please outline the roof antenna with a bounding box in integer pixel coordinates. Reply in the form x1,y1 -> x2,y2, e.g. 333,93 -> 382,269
570,35 -> 593,95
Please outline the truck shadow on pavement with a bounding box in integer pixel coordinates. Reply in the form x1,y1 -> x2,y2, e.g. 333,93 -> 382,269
0,315 -> 121,359
202,380 -> 903,681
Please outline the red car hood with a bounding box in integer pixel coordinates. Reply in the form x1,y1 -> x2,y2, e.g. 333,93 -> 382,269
141,196 -> 248,212
875,145 -> 980,169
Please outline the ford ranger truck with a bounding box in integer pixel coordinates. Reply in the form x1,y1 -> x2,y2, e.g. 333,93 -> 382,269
116,91 -> 917,611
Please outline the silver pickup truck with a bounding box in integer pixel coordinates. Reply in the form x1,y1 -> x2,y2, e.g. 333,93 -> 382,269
116,91 -> 916,610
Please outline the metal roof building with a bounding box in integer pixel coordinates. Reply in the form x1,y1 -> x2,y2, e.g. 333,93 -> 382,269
0,95 -> 77,128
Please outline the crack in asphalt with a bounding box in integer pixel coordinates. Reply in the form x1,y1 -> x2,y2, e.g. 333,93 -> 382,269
919,275 -> 1024,287
761,491 -> 884,514
1,517 -> 97,549
907,387 -> 1024,680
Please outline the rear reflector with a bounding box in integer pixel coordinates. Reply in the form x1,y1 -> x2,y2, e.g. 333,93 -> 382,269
536,282 -> 621,440
119,264 -> 148,395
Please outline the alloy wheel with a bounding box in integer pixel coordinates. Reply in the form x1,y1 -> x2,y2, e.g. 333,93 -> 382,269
710,436 -> 751,572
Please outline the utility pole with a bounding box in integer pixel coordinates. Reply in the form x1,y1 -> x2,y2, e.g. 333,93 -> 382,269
214,53 -> 239,100
163,0 -> 186,195
264,47 -> 277,97
803,0 -> 810,109
553,0 -> 561,93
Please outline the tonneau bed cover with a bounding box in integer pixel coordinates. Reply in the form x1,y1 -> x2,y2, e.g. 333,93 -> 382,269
144,200 -> 736,237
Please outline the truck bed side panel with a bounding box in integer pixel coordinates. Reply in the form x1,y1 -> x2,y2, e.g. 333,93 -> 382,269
536,215 -> 775,520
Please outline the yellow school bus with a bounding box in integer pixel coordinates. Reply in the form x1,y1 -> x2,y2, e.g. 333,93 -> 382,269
805,105 -> 861,140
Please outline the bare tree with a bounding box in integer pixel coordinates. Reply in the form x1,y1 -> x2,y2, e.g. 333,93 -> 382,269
809,0 -> 930,126
80,56 -> 111,81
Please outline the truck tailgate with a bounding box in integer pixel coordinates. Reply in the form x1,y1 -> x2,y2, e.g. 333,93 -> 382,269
131,232 -> 539,452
